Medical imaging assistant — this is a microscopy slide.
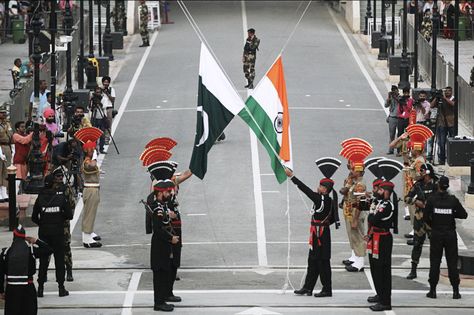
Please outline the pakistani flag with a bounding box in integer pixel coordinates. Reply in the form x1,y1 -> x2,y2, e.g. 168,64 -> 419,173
239,56 -> 293,184
189,43 -> 245,179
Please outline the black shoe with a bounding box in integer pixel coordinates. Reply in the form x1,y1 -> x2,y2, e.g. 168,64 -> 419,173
139,43 -> 150,47
370,303 -> 391,311
345,265 -> 364,272
3,198 -> 8,202
58,285 -> 69,297
404,233 -> 413,238
314,290 -> 332,297
438,160 -> 445,165
386,151 -> 394,155
453,288 -> 461,299
83,242 -> 102,248
66,269 -> 74,282
406,271 -> 417,280
92,235 -> 102,241
175,276 -> 180,281
165,295 -> 182,302
244,83 -> 250,88
217,133 -> 226,142
154,303 -> 174,311
37,284 -> 44,298
426,289 -> 437,299
248,83 -> 254,89
404,215 -> 410,220
99,150 -> 107,154
342,259 -> 354,266
367,295 -> 379,303
294,288 -> 312,296
407,239 -> 414,246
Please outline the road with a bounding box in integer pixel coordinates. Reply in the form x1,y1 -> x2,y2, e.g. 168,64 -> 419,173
36,1 -> 474,314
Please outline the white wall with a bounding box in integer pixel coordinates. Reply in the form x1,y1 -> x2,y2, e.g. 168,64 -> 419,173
126,1 -> 139,35
343,1 -> 361,33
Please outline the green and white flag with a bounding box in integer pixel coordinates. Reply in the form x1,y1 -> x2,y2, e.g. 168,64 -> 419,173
189,43 -> 245,179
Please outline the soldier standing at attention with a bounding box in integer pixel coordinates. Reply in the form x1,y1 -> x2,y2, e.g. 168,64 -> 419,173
139,0 -> 150,47
243,28 -> 260,89
0,106 -> 12,202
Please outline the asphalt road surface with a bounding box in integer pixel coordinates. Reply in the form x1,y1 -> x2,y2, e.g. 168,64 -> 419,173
36,1 -> 474,314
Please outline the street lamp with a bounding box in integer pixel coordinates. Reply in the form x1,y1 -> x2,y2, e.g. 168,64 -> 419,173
86,0 -> 98,90
390,0 -> 396,56
454,0 -> 460,135
62,0 -> 77,131
50,0 -> 57,112
113,0 -> 127,35
97,0 -> 102,57
363,0 -> 372,35
378,0 -> 389,60
103,0 -> 114,60
414,0 -> 419,88
30,0 -> 43,121
78,0 -> 85,89
399,0 -> 411,89
430,1 -> 440,90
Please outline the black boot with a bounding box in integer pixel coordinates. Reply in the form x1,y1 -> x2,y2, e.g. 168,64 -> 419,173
66,267 -> 74,282
248,80 -> 254,89
59,284 -> 69,297
37,283 -> 44,298
367,295 -> 379,303
314,290 -> 332,297
426,285 -> 437,299
453,286 -> 461,299
406,262 -> 417,280
244,79 -> 250,88
293,288 -> 312,296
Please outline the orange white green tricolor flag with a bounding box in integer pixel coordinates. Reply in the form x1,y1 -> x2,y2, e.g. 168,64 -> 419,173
239,56 -> 292,184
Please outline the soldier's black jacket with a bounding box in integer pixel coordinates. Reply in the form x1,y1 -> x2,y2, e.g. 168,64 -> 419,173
0,239 -> 52,291
405,179 -> 437,206
32,188 -> 73,235
368,199 -> 394,230
424,191 -> 468,231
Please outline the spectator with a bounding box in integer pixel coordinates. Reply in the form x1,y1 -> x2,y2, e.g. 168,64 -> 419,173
44,92 -> 62,130
43,108 -> 61,146
385,85 -> 401,155
423,0 -> 436,14
441,0 -> 455,39
67,106 -> 92,138
29,80 -> 50,121
397,87 -> 414,143
12,121 -> 33,182
89,86 -> 107,154
430,86 -> 455,165
19,57 -> 33,78
101,76 -> 115,145
421,9 -> 433,42
11,58 -> 21,88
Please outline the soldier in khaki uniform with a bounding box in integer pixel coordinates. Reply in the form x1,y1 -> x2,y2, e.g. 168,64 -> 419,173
243,28 -> 260,89
339,138 -> 373,272
0,106 -> 13,202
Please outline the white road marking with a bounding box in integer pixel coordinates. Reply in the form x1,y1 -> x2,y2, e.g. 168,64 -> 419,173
457,232 -> 467,250
237,307 -> 281,315
121,271 -> 142,315
364,268 -> 376,293
328,8 -> 388,116
124,106 -> 383,113
70,31 -> 159,234
187,213 -> 208,216
242,0 -> 268,267
262,191 -> 280,193
261,173 -> 275,176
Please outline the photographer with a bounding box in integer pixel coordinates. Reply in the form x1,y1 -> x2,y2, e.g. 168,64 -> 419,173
89,87 -> 107,154
67,106 -> 91,139
43,108 -> 63,147
52,139 -> 82,197
397,87 -> 414,140
101,76 -> 116,145
385,86 -> 401,155
430,87 -> 455,165
414,91 -> 431,124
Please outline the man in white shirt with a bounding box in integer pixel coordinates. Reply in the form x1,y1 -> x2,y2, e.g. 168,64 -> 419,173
101,76 -> 115,145
414,91 -> 431,124
29,80 -> 50,122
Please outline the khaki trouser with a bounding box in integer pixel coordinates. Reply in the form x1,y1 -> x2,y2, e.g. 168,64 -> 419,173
345,211 -> 366,257
0,145 -> 12,187
82,187 -> 100,234
409,204 -> 416,226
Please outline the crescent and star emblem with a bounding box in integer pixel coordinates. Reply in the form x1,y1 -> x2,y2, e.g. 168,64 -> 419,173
196,106 -> 209,147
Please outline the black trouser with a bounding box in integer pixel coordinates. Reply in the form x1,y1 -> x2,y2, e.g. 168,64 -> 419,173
167,265 -> 178,297
429,230 -> 460,288
397,118 -> 409,137
369,233 -> 393,306
5,283 -> 38,315
38,233 -> 65,284
153,267 -> 173,305
303,257 -> 332,292
411,232 -> 426,265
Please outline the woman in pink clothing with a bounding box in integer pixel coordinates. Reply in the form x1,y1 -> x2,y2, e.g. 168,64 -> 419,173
12,121 -> 33,181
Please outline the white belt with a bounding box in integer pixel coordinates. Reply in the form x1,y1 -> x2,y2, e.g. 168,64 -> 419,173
84,183 -> 100,188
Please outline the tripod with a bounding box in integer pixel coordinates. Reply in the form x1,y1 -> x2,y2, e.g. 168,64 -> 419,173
91,105 -> 120,154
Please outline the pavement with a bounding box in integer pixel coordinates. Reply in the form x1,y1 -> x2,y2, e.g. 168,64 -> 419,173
1,1 -> 474,314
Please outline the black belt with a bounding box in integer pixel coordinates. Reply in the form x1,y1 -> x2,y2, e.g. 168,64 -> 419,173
372,227 -> 389,233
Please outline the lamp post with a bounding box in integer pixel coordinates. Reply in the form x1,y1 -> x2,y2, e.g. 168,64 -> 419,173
364,0 -> 372,35
78,0 -> 85,89
373,0 -> 377,32
86,0 -> 97,90
62,0 -> 77,131
414,0 -> 419,88
431,1 -> 440,90
97,0 -> 102,57
378,0 -> 389,60
399,0 -> 411,89
50,0 -> 57,112
391,0 -> 395,56
103,0 -> 114,60
30,0 -> 42,121
454,0 -> 459,136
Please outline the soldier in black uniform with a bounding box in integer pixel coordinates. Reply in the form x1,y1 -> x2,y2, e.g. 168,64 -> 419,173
287,157 -> 341,298
424,176 -> 468,299
144,161 -> 180,312
0,225 -> 52,315
405,163 -> 437,280
366,159 -> 403,312
32,174 -> 73,298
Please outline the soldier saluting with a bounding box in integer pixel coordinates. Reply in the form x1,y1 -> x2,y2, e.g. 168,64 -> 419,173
243,28 -> 260,89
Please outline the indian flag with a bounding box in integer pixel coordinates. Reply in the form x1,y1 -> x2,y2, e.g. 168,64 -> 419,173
239,56 -> 293,184
189,43 -> 245,179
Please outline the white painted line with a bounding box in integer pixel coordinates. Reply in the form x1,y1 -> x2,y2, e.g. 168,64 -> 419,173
364,268 -> 376,293
124,106 -> 383,113
328,8 -> 389,116
42,289 -> 474,295
261,173 -> 275,176
242,0 -> 267,267
187,213 -> 207,216
262,191 -> 280,193
70,30 -> 159,234
121,271 -> 142,315
457,232 -> 467,250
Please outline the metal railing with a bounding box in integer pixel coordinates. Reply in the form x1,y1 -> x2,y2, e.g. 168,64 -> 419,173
407,15 -> 474,135
7,12 -> 89,126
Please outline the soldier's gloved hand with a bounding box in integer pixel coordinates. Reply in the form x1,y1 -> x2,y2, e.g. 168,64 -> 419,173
171,236 -> 180,245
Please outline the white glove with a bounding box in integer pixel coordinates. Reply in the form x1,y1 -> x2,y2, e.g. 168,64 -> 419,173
0,146 -> 4,161
92,149 -> 98,161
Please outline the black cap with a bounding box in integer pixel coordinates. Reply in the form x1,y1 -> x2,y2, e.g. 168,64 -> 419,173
391,85 -> 398,91
248,28 -> 255,34
439,176 -> 449,189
